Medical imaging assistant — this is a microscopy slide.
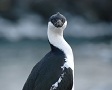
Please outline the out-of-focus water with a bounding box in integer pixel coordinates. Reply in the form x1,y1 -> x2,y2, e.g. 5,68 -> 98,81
0,14 -> 112,41
0,40 -> 112,90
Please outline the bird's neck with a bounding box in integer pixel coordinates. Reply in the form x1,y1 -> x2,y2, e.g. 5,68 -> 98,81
47,28 -> 73,57
48,27 -> 74,90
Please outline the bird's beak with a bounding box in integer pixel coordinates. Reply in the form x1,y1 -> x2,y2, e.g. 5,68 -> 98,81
54,20 -> 63,27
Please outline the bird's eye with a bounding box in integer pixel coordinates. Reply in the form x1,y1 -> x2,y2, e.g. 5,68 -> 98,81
61,19 -> 65,23
51,19 -> 56,23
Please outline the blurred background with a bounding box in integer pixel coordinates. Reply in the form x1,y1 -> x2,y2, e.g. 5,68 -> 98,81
0,0 -> 112,90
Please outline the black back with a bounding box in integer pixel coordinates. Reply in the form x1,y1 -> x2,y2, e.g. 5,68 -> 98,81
22,45 -> 73,90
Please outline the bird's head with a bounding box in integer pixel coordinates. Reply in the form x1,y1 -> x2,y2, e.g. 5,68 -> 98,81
48,12 -> 67,31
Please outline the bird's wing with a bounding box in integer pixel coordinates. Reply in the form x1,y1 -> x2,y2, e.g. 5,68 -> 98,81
22,51 -> 73,90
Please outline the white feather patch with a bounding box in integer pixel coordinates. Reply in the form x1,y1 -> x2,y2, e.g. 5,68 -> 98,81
48,21 -> 74,90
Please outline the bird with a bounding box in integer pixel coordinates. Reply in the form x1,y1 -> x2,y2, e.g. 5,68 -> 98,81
22,12 -> 74,90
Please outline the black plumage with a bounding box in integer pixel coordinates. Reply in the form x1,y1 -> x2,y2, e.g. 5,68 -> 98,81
22,44 -> 73,90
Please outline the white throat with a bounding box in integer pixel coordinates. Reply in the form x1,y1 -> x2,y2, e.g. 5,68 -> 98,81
48,21 -> 74,90
47,21 -> 74,70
